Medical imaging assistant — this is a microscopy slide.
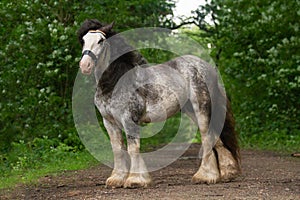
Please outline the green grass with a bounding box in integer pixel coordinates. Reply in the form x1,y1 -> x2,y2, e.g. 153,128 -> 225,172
0,135 -> 100,190
0,150 -> 97,189
239,131 -> 300,152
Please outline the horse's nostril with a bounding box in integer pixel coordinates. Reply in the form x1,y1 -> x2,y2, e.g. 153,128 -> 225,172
79,60 -> 84,68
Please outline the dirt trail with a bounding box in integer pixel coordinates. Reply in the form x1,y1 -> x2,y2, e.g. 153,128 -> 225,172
1,144 -> 299,200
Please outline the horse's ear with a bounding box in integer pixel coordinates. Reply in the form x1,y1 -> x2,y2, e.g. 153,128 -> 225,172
100,21 -> 115,33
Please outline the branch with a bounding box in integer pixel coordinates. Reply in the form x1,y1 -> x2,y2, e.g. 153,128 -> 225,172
170,20 -> 197,30
170,17 -> 214,35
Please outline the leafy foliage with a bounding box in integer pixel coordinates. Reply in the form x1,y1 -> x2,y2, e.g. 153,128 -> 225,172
0,0 -> 176,152
194,0 -> 300,143
0,0 -> 176,187
0,0 -> 82,151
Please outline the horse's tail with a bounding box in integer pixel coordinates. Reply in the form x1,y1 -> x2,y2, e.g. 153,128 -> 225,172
207,65 -> 240,167
219,98 -> 241,167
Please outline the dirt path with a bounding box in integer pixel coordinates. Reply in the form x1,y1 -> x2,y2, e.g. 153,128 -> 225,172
1,144 -> 299,200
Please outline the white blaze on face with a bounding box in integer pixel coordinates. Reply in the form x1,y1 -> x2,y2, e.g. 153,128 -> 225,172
79,32 -> 106,75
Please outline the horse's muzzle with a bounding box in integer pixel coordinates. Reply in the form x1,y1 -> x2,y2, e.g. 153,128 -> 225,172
79,50 -> 98,75
79,59 -> 93,75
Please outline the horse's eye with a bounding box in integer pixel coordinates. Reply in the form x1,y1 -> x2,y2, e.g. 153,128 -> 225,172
98,39 -> 103,44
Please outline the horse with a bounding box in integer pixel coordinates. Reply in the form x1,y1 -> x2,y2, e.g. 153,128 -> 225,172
77,19 -> 241,188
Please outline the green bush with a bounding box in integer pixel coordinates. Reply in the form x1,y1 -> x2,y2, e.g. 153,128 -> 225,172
0,0 -> 177,187
0,0 -> 176,152
0,0 -> 81,152
194,0 -> 300,147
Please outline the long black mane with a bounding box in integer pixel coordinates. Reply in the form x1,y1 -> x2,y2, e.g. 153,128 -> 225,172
77,19 -> 147,95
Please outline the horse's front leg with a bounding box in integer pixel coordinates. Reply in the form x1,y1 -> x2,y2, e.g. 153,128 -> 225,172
123,122 -> 152,188
103,119 -> 129,188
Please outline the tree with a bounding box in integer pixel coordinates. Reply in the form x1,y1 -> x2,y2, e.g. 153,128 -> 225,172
193,0 -> 300,138
0,0 -> 176,152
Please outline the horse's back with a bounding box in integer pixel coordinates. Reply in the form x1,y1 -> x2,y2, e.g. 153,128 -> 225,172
137,55 -> 213,123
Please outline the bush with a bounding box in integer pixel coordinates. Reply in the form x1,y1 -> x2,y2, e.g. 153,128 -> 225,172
0,0 -> 176,152
194,0 -> 300,143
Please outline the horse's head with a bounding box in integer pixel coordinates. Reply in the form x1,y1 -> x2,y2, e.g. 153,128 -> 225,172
79,21 -> 114,75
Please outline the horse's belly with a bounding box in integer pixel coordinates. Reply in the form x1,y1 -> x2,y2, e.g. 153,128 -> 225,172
140,92 -> 186,123
136,67 -> 189,123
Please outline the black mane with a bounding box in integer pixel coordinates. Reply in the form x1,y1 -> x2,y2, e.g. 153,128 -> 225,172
77,19 -> 147,95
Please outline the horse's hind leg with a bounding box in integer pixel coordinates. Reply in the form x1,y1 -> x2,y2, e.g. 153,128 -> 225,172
190,99 -> 220,184
214,139 -> 241,182
103,119 -> 129,188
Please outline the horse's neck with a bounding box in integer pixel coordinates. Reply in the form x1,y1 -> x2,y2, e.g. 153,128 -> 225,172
94,67 -> 105,85
94,46 -> 111,84
94,40 -> 148,95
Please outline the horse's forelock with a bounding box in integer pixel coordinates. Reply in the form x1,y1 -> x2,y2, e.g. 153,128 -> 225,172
77,19 -> 103,46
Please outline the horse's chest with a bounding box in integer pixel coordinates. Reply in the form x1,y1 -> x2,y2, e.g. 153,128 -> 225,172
94,94 -> 126,122
94,95 -> 112,118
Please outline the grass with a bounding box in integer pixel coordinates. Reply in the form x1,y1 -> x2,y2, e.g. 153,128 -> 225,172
240,131 -> 300,152
0,150 -> 98,189
0,150 -> 97,189
0,141 -> 98,190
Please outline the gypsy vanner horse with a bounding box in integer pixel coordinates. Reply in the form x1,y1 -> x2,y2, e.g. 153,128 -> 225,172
77,19 -> 241,188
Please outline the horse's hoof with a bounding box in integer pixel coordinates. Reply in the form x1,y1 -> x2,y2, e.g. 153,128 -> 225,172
106,176 -> 126,188
124,173 -> 152,188
192,170 -> 220,184
105,172 -> 128,188
220,168 -> 241,182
